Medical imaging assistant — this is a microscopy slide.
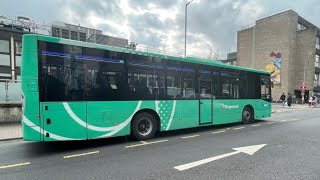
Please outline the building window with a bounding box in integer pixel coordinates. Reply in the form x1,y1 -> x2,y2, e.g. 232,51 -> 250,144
71,31 -> 78,40
316,55 -> 320,68
15,56 -> 21,67
0,54 -> 10,66
297,23 -> 307,31
0,73 -> 11,79
15,42 -> 22,55
52,27 -> 60,37
0,40 -> 9,53
315,73 -> 320,87
79,33 -> 86,42
61,29 -> 69,39
316,37 -> 320,49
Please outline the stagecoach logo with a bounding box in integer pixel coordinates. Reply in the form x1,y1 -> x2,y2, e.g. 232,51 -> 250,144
220,104 -> 240,110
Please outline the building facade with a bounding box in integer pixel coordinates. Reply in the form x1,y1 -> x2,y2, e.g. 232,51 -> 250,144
0,18 -> 131,80
51,22 -> 129,48
220,52 -> 237,65
237,10 -> 320,102
0,17 -> 34,80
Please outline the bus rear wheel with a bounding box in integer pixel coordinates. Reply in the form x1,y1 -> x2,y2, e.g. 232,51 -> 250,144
131,112 -> 157,141
242,106 -> 254,124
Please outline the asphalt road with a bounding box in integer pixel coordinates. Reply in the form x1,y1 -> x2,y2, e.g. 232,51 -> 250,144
0,107 -> 320,180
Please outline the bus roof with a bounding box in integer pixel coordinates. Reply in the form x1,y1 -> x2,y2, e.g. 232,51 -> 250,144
27,34 -> 269,75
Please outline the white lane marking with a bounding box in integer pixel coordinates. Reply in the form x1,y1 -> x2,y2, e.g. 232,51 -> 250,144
125,139 -> 168,148
212,130 -> 225,134
0,162 -> 30,169
267,122 -> 275,124
174,144 -> 267,171
181,135 -> 200,139
233,127 -> 245,130
252,124 -> 261,127
64,151 -> 99,159
280,120 -> 287,122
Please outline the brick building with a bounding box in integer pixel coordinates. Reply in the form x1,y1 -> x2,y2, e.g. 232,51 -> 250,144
237,10 -> 320,102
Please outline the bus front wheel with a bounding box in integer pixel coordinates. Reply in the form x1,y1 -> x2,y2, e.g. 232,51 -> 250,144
131,112 -> 157,141
242,106 -> 254,124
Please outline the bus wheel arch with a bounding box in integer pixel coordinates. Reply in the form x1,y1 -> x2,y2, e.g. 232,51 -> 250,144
242,105 -> 255,124
130,109 -> 160,140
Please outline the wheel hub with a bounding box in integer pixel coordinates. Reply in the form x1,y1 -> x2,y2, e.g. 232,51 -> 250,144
137,118 -> 152,136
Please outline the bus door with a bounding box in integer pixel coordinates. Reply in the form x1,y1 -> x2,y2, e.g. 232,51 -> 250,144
199,78 -> 213,124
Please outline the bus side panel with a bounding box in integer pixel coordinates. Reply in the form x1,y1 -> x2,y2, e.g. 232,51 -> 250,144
86,101 -> 140,139
21,35 -> 41,141
254,100 -> 272,119
41,102 -> 87,141
160,100 -> 199,131
22,84 -> 41,141
213,100 -> 242,125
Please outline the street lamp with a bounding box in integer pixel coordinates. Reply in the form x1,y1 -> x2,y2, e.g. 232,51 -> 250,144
185,0 -> 195,58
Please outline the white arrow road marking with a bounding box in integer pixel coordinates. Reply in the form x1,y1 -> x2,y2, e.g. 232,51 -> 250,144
267,122 -> 275,124
174,144 -> 267,171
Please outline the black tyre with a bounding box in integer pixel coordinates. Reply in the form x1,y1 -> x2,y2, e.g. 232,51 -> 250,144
131,112 -> 157,141
242,106 -> 254,124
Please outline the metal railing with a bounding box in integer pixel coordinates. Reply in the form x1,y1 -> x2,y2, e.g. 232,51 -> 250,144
0,79 -> 21,103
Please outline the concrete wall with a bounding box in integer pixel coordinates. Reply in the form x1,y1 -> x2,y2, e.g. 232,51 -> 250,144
254,11 -> 296,99
295,28 -> 317,93
0,103 -> 22,124
237,27 -> 254,68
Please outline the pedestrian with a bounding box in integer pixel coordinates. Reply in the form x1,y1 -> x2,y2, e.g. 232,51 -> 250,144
287,93 -> 292,107
280,93 -> 286,108
312,96 -> 317,107
309,96 -> 313,107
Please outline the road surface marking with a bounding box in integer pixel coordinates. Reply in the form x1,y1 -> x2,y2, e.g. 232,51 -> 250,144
174,144 -> 267,171
181,135 -> 200,139
252,124 -> 261,127
125,139 -> 168,148
280,120 -> 287,122
0,162 -> 30,169
233,127 -> 245,130
64,151 -> 99,159
140,141 -> 148,144
212,130 -> 225,134
267,122 -> 275,124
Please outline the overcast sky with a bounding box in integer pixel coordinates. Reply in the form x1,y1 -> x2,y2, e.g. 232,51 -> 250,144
1,0 -> 320,59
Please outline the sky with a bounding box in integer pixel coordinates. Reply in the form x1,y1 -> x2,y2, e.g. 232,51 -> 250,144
1,0 -> 320,59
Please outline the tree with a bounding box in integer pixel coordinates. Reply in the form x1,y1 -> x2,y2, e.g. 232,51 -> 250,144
207,48 -> 219,60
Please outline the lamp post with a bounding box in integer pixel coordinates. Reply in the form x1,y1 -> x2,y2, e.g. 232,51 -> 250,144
185,0 -> 195,58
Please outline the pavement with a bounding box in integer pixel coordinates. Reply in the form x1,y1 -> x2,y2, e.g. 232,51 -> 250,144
272,102 -> 318,113
0,103 -> 317,141
0,123 -> 21,141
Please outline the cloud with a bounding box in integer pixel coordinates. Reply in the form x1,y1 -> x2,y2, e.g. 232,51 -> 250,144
1,0 -> 320,59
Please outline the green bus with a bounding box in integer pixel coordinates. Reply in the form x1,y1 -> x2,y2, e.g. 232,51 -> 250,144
21,34 -> 271,141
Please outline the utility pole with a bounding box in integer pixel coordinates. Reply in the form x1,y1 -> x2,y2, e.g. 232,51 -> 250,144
185,0 -> 195,58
